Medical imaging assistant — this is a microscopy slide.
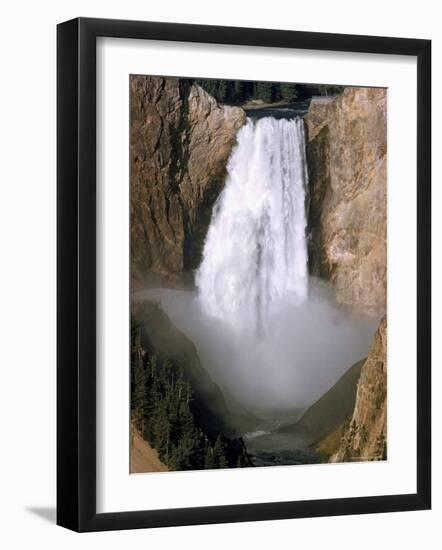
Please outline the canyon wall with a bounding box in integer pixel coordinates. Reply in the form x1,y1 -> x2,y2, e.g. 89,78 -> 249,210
305,89 -> 387,462
305,88 -> 387,317
330,317 -> 387,462
130,76 -> 246,288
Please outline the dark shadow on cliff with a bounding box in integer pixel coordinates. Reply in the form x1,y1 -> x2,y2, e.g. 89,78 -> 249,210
279,358 -> 365,441
132,300 -> 258,437
306,123 -> 331,279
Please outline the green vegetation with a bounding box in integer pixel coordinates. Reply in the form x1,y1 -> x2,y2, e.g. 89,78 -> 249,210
192,78 -> 344,106
131,317 -> 250,471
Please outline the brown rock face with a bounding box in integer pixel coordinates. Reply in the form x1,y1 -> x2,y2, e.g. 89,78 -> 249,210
130,76 -> 246,288
305,88 -> 387,316
330,317 -> 387,462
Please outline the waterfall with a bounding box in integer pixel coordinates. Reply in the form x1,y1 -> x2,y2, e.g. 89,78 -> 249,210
136,116 -> 377,410
196,117 -> 309,334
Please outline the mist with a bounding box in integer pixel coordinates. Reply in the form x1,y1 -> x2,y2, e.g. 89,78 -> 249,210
133,282 -> 378,413
132,117 -> 378,415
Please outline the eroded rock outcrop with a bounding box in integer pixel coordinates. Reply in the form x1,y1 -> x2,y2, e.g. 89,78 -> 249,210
305,88 -> 387,316
330,317 -> 387,462
130,76 -> 246,288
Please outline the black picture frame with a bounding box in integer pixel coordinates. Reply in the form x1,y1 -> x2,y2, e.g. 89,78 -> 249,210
57,17 -> 431,532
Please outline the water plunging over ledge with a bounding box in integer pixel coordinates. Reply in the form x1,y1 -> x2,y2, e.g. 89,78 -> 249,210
196,117 -> 309,336
133,115 -> 377,415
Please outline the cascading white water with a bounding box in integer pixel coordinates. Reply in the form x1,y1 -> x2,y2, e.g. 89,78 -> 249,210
136,116 -> 377,409
196,116 -> 309,334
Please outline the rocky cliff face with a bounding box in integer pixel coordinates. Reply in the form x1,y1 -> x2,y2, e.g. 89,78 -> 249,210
330,317 -> 387,462
305,88 -> 387,316
287,358 -> 365,445
130,76 -> 246,288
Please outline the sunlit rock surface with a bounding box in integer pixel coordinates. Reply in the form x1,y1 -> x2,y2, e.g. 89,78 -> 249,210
130,76 -> 246,288
305,88 -> 387,317
330,317 -> 387,462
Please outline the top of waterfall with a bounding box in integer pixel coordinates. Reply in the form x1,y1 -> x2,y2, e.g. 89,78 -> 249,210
244,100 -> 310,120
196,114 -> 308,335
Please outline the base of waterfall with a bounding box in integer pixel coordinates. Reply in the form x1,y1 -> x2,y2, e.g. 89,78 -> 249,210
133,281 -> 377,412
134,285 -> 376,458
133,281 -> 377,466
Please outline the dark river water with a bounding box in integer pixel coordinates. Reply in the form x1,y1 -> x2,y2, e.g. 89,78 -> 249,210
243,427 -> 324,467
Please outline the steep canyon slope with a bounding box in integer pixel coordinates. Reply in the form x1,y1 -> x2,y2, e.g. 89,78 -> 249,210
305,88 -> 387,461
130,76 -> 246,288
330,318 -> 387,462
305,88 -> 387,316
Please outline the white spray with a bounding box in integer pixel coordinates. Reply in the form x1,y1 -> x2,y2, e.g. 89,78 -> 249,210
138,117 -> 377,411
196,117 -> 308,335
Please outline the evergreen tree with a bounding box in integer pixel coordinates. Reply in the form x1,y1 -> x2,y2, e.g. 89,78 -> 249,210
213,435 -> 228,469
195,78 -> 217,97
204,446 -> 216,469
233,80 -> 247,103
131,324 -> 146,433
254,81 -> 274,103
317,84 -> 345,97
192,78 -> 309,106
142,359 -> 156,441
272,83 -> 282,102
216,80 -> 228,103
280,83 -> 298,103
130,315 -> 251,472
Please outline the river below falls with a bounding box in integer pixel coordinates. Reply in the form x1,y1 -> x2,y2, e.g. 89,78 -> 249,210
243,426 -> 324,467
